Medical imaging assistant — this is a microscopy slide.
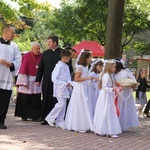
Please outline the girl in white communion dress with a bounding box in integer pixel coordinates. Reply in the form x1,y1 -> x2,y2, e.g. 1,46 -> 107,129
65,50 -> 94,133
93,61 -> 122,138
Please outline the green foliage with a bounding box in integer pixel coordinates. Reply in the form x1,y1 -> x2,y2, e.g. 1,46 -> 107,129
0,0 -> 52,51
14,29 -> 35,51
14,38 -> 31,52
14,10 -> 56,52
0,1 -> 17,20
47,0 -> 150,50
4,0 -> 149,55
133,41 -> 150,55
49,0 -> 108,46
131,0 -> 150,13
0,0 -> 50,30
122,1 -> 150,47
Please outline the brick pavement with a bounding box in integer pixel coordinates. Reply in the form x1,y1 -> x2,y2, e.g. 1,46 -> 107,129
0,104 -> 150,150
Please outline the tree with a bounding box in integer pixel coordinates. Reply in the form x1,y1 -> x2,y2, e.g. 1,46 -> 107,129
49,0 -> 108,46
125,30 -> 150,55
105,0 -> 125,59
13,10 -> 54,52
0,0 -> 51,51
48,0 -> 150,55
0,0 -> 49,31
11,0 -> 150,55
133,42 -> 150,55
122,1 -> 150,53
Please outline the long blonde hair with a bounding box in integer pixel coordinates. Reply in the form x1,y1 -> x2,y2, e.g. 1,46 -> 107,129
99,61 -> 116,89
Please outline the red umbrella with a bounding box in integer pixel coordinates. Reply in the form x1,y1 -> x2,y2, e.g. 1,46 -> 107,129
72,40 -> 105,57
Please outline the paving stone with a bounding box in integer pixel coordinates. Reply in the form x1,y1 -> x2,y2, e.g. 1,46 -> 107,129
0,104 -> 149,150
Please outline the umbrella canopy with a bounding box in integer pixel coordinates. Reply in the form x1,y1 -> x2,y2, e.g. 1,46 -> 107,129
72,40 -> 105,57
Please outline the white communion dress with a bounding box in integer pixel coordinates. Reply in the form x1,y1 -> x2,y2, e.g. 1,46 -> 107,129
65,65 -> 93,132
93,73 -> 122,135
114,69 -> 139,131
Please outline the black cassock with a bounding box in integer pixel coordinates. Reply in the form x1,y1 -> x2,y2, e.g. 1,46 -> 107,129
35,48 -> 62,121
67,58 -> 73,74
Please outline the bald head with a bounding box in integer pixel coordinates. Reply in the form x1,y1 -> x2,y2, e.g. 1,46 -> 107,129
2,26 -> 15,41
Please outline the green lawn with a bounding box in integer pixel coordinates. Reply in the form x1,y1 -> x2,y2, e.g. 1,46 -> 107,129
146,91 -> 150,100
13,86 -> 17,96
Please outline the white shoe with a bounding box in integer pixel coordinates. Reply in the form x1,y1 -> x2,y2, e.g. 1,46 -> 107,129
110,135 -> 118,138
47,121 -> 54,127
78,131 -> 86,133
13,97 -> 17,104
55,124 -> 66,130
138,116 -> 144,119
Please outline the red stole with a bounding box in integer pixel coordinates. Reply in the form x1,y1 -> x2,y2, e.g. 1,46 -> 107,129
114,89 -> 120,117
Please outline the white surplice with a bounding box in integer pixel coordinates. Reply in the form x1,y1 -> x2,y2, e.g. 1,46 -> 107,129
16,74 -> 42,94
93,73 -> 122,135
114,69 -> 139,131
45,61 -> 71,128
52,61 -> 72,98
65,65 -> 93,132
0,42 -> 21,90
89,71 -> 100,117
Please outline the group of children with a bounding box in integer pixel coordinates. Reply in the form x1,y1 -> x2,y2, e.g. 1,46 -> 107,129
45,49 -> 149,138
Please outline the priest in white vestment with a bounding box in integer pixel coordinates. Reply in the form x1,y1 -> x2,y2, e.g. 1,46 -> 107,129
0,26 -> 21,129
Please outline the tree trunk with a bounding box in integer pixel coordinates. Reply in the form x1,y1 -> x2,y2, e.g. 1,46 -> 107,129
105,0 -> 125,59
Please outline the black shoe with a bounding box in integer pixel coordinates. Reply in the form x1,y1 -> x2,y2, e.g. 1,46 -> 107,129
22,118 -> 27,121
144,112 -> 150,117
0,124 -> 7,129
41,120 -> 48,125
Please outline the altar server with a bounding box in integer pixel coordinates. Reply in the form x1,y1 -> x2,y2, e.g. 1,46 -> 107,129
45,50 -> 72,129
0,26 -> 21,129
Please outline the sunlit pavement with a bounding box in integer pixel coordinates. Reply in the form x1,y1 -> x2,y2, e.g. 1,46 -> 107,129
0,103 -> 149,150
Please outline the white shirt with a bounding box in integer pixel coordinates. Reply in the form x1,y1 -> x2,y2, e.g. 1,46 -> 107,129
52,61 -> 71,98
0,42 -> 21,90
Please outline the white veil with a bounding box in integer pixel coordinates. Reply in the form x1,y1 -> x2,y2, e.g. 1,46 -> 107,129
102,59 -> 116,73
74,49 -> 89,68
89,58 -> 104,72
